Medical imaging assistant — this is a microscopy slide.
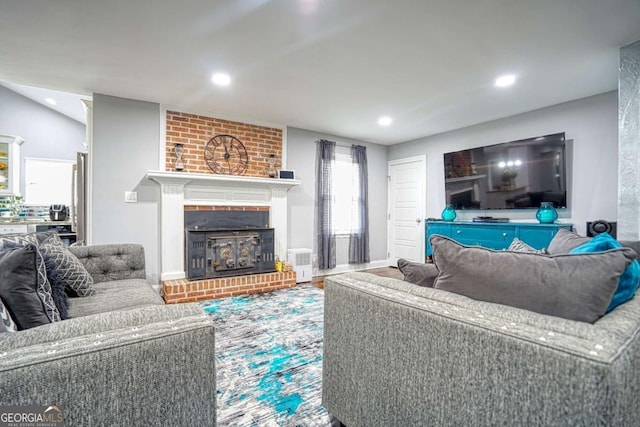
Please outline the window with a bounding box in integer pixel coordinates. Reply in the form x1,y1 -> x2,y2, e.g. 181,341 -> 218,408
24,158 -> 74,206
331,151 -> 360,235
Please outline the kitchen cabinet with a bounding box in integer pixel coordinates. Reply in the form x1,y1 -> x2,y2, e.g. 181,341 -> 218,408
0,134 -> 25,196
0,224 -> 29,234
426,220 -> 573,257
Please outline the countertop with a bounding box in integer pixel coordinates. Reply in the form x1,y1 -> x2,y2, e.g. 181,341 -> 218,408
0,219 -> 73,226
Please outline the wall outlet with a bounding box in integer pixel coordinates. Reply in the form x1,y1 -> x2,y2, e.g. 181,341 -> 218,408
124,191 -> 137,203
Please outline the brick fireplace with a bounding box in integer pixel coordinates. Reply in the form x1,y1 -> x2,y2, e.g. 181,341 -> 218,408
146,172 -> 300,302
146,110 -> 300,302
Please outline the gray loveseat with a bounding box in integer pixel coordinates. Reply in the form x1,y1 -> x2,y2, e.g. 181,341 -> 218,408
0,243 -> 216,426
323,247 -> 640,426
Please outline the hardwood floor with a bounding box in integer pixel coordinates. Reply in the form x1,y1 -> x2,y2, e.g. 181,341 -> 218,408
311,266 -> 403,289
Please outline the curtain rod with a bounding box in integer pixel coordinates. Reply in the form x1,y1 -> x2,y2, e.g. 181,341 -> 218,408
315,139 -> 365,148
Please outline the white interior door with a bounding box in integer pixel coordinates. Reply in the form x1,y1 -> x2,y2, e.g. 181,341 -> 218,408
387,156 -> 426,266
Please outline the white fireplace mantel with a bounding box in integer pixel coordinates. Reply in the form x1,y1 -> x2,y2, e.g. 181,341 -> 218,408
145,171 -> 301,281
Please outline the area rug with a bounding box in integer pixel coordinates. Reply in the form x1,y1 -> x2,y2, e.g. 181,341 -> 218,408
201,285 -> 332,426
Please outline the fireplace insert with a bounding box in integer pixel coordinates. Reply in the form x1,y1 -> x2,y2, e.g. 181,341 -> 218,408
186,228 -> 275,280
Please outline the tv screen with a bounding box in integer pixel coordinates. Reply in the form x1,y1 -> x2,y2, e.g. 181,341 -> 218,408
443,133 -> 567,210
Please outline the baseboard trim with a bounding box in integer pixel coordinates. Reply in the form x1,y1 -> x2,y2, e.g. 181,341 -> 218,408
314,259 -> 388,277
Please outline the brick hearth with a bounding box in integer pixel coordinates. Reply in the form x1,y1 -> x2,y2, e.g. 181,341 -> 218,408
163,271 -> 297,303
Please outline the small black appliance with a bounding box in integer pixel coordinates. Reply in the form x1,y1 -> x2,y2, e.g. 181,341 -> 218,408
49,205 -> 68,221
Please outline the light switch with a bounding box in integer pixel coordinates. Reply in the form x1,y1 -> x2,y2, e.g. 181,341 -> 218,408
124,191 -> 137,203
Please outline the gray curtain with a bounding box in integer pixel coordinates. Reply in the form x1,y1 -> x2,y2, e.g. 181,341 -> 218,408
349,144 -> 370,264
315,139 -> 336,269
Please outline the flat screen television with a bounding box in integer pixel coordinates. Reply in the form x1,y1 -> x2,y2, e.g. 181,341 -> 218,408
443,132 -> 567,210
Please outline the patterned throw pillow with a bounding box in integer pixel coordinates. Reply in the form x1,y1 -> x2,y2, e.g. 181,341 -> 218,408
39,233 -> 95,297
43,255 -> 70,319
508,238 -> 547,254
0,232 -> 39,247
1,297 -> 17,333
1,241 -> 61,323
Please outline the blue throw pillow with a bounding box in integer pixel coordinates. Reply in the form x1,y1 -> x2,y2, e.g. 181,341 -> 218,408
570,233 -> 640,312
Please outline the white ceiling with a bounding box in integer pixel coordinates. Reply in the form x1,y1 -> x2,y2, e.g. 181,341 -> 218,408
1,0 -> 639,145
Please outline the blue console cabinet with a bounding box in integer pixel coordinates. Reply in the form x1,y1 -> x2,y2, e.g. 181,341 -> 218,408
425,221 -> 573,257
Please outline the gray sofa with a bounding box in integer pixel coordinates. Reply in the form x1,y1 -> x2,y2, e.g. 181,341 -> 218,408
323,266 -> 640,426
0,243 -> 216,426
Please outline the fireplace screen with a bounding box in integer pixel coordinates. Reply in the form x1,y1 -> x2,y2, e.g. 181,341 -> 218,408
186,228 -> 275,280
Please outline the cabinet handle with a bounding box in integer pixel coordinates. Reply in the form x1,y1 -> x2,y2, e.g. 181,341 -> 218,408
456,230 -> 461,234
502,232 -> 507,237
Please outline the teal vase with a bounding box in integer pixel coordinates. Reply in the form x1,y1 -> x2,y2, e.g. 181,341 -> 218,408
536,202 -> 558,224
441,204 -> 457,221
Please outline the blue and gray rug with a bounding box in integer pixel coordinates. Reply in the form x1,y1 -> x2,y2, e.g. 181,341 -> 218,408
201,285 -> 332,426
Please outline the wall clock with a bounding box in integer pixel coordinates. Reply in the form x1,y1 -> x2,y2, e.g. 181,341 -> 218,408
204,134 -> 249,175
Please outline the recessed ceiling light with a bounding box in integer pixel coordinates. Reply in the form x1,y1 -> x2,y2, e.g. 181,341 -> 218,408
45,97 -> 57,105
378,116 -> 392,126
495,74 -> 516,88
211,73 -> 231,86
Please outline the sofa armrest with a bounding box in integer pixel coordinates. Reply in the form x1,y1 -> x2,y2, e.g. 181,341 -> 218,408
323,272 -> 640,426
0,305 -> 215,426
68,244 -> 146,284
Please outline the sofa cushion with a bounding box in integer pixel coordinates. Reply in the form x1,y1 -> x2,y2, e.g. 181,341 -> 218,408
397,259 -> 437,287
547,228 -> 591,254
569,233 -> 640,312
430,235 -> 636,323
68,244 -> 146,284
68,279 -> 164,318
40,233 -> 95,297
0,245 -> 54,329
1,297 -> 17,332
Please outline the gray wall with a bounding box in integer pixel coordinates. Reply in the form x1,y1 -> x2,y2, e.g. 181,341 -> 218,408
0,86 -> 86,196
389,91 -> 618,235
286,127 -> 388,272
86,90 -> 619,282
92,94 -> 160,283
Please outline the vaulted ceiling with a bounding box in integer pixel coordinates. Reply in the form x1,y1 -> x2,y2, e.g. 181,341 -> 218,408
1,0 -> 639,145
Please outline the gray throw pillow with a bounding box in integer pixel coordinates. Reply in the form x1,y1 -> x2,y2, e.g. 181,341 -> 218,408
619,241 -> 640,262
547,228 -> 591,255
1,241 -> 61,323
0,245 -> 53,330
397,259 -> 438,287
430,235 -> 636,323
1,297 -> 17,333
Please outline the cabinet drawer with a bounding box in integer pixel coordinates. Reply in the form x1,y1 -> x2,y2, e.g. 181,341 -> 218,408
453,225 -> 515,250
427,223 -> 452,236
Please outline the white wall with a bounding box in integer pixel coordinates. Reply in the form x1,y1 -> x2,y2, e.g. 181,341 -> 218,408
286,127 -> 388,273
0,86 -> 86,196
92,94 -> 161,283
389,91 -> 618,235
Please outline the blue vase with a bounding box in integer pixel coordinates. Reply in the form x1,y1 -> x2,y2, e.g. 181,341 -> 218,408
441,204 -> 457,221
536,202 -> 558,224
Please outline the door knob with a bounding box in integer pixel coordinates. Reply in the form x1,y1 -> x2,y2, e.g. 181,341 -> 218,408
416,218 -> 422,223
